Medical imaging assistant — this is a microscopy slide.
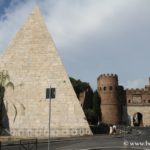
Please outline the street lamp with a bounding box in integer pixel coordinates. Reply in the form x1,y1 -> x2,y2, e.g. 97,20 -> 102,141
46,87 -> 56,150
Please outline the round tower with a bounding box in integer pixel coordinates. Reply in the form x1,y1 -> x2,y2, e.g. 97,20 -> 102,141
97,74 -> 120,124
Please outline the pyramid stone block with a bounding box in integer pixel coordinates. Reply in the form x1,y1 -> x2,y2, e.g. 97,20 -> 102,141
0,7 -> 92,137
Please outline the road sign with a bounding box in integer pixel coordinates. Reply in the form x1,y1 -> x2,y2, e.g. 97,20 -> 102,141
46,88 -> 56,99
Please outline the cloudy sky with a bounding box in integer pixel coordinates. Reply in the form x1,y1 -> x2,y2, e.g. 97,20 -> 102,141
0,0 -> 150,89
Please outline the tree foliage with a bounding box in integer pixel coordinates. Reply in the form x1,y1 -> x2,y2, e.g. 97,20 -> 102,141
83,86 -> 93,110
93,90 -> 101,123
70,77 -> 101,125
69,77 -> 89,98
84,109 -> 98,125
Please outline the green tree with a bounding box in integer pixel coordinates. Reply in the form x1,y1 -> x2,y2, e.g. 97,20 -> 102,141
84,109 -> 97,125
83,86 -> 93,110
93,90 -> 101,123
0,70 -> 14,133
70,77 -> 100,124
69,77 -> 89,98
70,77 -> 93,109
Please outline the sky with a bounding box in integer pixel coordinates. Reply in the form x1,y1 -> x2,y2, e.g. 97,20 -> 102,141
0,0 -> 150,90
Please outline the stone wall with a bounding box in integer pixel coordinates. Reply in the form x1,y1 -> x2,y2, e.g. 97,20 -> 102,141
127,106 -> 150,126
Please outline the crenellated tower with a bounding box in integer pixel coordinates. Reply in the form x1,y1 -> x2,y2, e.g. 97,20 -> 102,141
97,74 -> 120,124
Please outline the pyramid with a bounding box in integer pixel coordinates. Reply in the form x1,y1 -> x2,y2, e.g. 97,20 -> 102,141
0,7 -> 92,137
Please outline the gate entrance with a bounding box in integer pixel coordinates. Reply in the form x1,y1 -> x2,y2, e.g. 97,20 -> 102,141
133,112 -> 143,127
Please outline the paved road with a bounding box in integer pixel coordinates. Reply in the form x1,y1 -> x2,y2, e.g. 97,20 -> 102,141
1,127 -> 150,150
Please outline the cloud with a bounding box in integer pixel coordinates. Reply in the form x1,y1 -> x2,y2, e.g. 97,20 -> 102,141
0,0 -> 150,89
0,0 -> 36,53
122,79 -> 147,89
41,0 -> 134,50
42,0 -> 114,49
0,0 -> 135,51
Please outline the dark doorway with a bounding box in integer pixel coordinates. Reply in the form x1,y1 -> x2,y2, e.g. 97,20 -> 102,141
133,112 -> 143,127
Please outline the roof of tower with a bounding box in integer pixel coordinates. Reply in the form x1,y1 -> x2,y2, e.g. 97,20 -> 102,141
97,73 -> 118,81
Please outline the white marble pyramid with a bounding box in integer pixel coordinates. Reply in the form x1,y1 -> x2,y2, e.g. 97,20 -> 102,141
0,7 -> 92,137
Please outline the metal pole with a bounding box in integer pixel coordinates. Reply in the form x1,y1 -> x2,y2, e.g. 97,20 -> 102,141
48,86 -> 51,150
36,139 -> 38,150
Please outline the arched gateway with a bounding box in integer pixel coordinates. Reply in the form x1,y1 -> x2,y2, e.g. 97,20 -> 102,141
133,112 -> 143,127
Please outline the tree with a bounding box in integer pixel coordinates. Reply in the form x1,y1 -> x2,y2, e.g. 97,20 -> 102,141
70,77 -> 99,124
84,109 -> 97,125
93,90 -> 101,123
0,70 -> 14,133
69,77 -> 89,98
83,86 -> 93,110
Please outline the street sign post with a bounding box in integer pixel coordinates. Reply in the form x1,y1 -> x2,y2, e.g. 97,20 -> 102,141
46,87 -> 56,150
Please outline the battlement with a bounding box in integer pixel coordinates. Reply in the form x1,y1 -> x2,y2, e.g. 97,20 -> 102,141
97,73 -> 118,81
126,88 -> 147,94
126,88 -> 144,91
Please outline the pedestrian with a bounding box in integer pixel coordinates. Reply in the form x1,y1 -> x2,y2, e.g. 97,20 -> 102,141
109,124 -> 113,134
112,125 -> 117,134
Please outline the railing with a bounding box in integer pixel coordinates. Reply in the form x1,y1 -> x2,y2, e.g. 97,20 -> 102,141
0,139 -> 38,150
19,139 -> 38,150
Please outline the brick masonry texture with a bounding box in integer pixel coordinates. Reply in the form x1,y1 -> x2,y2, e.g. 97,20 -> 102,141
97,74 -> 150,126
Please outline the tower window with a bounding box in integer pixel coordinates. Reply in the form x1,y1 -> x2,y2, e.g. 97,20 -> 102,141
103,87 -> 106,91
128,99 -> 131,103
109,86 -> 113,91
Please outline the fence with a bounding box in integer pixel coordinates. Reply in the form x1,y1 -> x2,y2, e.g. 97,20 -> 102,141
0,139 -> 38,150
116,125 -> 132,134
